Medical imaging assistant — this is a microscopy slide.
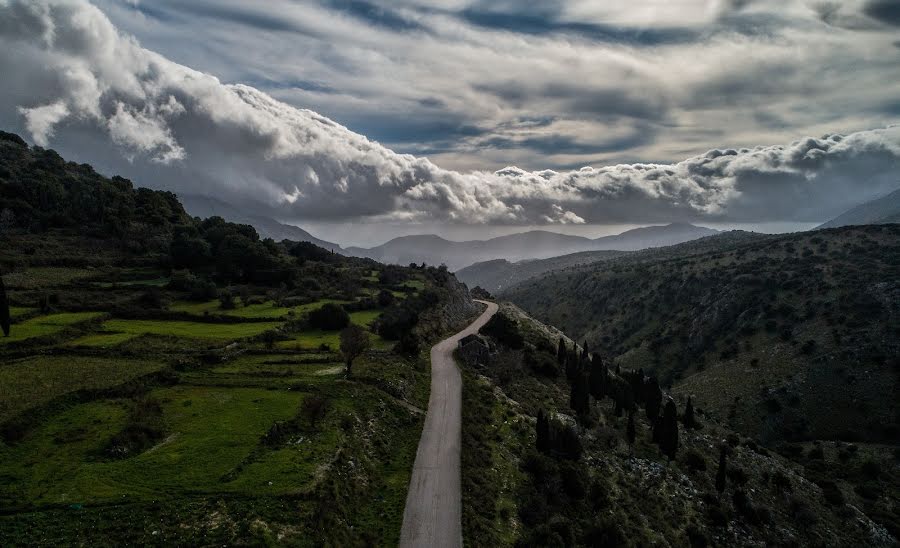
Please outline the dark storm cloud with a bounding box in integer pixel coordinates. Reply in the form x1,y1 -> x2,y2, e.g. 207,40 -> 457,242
864,0 -> 900,26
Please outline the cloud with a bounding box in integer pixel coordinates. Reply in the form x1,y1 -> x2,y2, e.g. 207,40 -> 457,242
17,101 -> 69,146
0,0 -> 898,228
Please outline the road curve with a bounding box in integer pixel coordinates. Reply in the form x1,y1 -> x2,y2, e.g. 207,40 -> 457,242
399,299 -> 499,548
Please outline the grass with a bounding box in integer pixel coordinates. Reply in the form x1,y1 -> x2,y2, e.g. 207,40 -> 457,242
92,278 -> 169,288
0,386 -> 304,505
101,319 -> 281,342
0,356 -> 166,422
277,329 -> 341,351
0,312 -> 104,344
66,332 -> 138,348
349,309 -> 381,327
169,298 -> 352,319
3,267 -> 95,289
9,306 -> 36,319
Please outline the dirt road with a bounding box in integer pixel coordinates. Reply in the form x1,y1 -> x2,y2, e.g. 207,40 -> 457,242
399,300 -> 499,548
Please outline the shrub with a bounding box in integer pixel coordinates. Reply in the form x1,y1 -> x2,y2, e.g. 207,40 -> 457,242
684,449 -> 707,472
308,302 -> 350,330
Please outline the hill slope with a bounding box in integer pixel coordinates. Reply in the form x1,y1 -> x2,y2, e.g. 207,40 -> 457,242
505,225 -> 900,445
348,223 -> 719,270
459,302 -> 897,546
818,188 -> 900,228
457,250 -> 627,294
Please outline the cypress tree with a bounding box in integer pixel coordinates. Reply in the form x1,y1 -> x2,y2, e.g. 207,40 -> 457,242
683,396 -> 697,430
557,337 -> 567,365
659,400 -> 679,460
581,340 -> 590,365
644,377 -> 662,424
623,383 -> 635,414
626,411 -> 636,448
588,353 -> 606,399
615,363 -> 621,376
536,409 -> 551,453
0,276 -> 9,337
715,445 -> 728,495
570,372 -> 591,418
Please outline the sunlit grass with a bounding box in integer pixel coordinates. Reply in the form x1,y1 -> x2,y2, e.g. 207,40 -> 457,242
0,312 -> 104,344
102,319 -> 281,341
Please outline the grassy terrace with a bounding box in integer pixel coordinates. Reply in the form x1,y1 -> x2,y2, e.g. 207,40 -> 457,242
0,312 -> 105,344
0,262 -> 440,545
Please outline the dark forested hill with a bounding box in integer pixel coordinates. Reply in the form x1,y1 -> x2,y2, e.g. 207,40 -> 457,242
505,225 -> 900,445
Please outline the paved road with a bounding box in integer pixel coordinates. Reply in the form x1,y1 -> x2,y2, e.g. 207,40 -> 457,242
399,300 -> 499,548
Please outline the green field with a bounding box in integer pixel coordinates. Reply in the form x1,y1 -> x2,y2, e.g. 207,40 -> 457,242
0,356 -> 166,422
100,319 -> 281,342
169,298 -> 352,319
0,312 -> 104,344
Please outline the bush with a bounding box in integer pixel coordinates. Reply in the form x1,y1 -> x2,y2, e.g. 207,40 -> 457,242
684,450 -> 707,472
308,302 -> 350,330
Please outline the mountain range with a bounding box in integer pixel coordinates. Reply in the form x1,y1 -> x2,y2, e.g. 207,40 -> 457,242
818,187 -> 900,228
346,222 -> 720,270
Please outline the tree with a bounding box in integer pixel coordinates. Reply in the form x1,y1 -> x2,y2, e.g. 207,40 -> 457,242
659,400 -> 679,460
683,396 -> 697,430
557,337 -> 567,365
715,445 -> 728,496
626,411 -> 636,449
340,324 -> 370,378
570,372 -> 591,418
644,377 -> 662,425
588,353 -> 607,399
301,395 -> 330,430
0,275 -> 9,337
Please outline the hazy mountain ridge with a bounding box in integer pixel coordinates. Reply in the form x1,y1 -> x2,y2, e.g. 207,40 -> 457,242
348,223 -> 720,270
179,194 -> 343,252
457,250 -> 627,294
818,188 -> 900,228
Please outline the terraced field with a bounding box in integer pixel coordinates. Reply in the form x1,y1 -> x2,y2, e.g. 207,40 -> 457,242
0,263 -> 438,545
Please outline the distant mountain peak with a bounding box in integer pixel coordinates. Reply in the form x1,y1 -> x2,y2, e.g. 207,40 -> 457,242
818,187 -> 900,228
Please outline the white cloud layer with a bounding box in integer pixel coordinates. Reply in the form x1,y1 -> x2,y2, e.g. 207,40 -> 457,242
0,0 -> 898,225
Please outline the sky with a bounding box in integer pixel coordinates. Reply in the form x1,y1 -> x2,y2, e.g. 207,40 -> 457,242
0,0 -> 899,246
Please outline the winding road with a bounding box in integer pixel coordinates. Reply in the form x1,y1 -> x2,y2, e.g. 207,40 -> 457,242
399,300 -> 499,548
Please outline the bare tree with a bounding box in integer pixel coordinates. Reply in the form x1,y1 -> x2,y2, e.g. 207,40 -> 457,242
340,324 -> 370,378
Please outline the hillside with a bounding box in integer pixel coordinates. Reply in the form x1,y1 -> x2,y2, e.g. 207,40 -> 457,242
0,131 -> 479,545
348,223 -> 719,271
818,188 -> 900,228
504,225 -> 900,446
179,194 -> 343,252
457,250 -> 627,294
459,303 -> 897,545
